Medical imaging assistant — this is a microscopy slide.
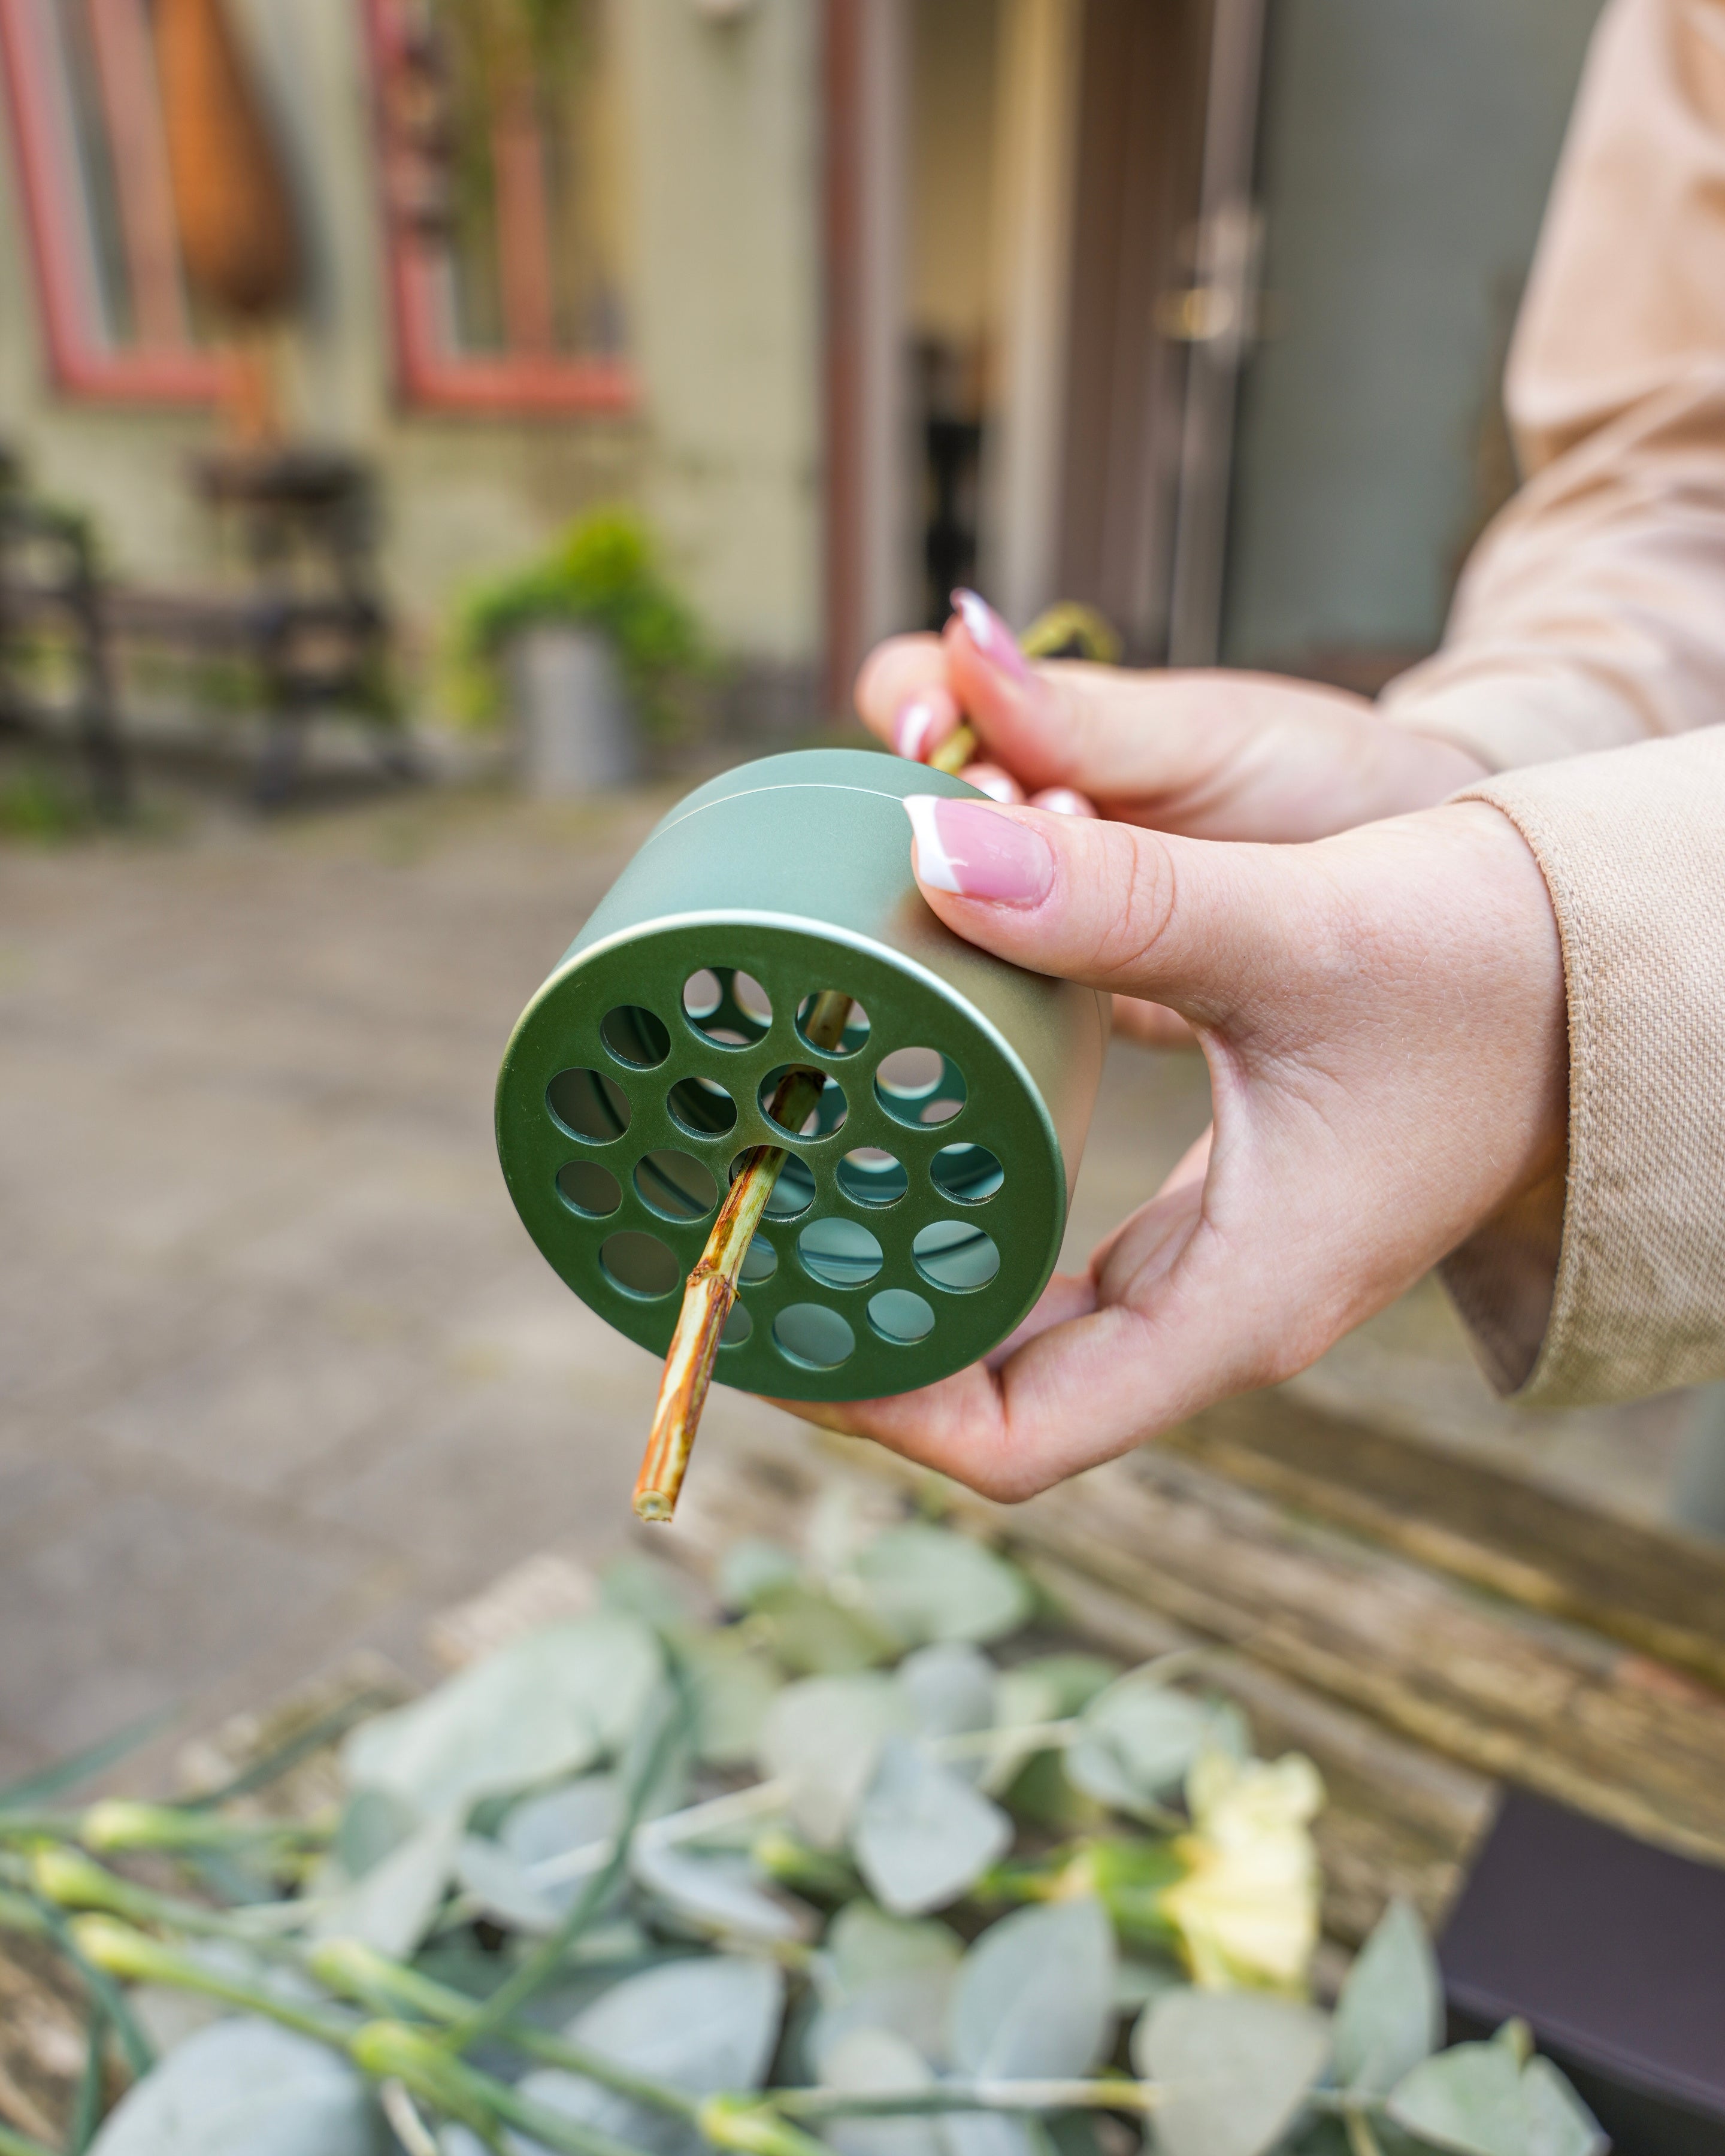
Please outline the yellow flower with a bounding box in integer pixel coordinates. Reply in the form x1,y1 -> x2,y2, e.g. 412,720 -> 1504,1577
1159,1749 -> 1324,1995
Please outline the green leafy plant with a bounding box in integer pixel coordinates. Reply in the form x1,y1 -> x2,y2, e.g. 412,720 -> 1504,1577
0,1512 -> 1607,2156
450,507 -> 707,737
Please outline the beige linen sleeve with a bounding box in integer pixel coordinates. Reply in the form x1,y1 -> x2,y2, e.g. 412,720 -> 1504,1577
1374,0 -> 1725,1400
1447,734 -> 1725,1404
1379,0 -> 1725,773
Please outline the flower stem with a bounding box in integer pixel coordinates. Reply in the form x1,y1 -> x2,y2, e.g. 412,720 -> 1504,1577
778,2078 -> 1164,2120
635,990 -> 852,1524
440,1684 -> 692,2052
927,725 -> 977,775
311,1937 -> 702,2123
72,1914 -> 353,2047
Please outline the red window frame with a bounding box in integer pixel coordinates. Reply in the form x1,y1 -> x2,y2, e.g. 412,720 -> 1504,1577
362,0 -> 637,418
0,0 -> 223,403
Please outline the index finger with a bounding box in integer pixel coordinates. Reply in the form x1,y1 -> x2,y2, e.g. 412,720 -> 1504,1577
854,634 -> 954,752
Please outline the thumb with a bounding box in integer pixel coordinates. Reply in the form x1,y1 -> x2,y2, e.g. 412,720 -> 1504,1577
903,794 -> 1304,1021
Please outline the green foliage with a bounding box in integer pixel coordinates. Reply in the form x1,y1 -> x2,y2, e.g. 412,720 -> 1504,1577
1,1513 -> 1608,2156
450,507 -> 707,736
86,2018 -> 376,2156
0,759 -> 90,843
1135,1990 -> 1331,2156
1332,1900 -> 1445,2098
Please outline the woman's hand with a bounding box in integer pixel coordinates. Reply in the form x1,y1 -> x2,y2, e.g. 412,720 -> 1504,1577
857,592 -> 1488,843
783,792 -> 1567,1500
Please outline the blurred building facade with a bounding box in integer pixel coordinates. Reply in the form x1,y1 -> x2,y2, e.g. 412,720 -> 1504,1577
0,0 -> 1604,721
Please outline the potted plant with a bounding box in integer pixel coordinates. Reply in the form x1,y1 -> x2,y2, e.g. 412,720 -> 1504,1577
453,507 -> 706,794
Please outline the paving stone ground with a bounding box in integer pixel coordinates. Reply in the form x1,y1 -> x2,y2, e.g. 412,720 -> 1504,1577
0,768 -> 1694,1785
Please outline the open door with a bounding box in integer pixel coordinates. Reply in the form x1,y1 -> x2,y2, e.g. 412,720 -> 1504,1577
1054,0 -> 1265,664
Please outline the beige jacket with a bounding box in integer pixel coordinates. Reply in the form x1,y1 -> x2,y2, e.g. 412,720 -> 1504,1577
1377,0 -> 1725,1404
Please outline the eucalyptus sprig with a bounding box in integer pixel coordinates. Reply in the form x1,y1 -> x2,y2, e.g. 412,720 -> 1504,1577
0,1508 -> 1608,2156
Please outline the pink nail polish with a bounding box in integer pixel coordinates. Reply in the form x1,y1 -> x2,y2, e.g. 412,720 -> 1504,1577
1029,786 -> 1098,818
892,695 -> 958,763
951,589 -> 1030,684
958,761 -> 1025,805
903,797 -> 1054,904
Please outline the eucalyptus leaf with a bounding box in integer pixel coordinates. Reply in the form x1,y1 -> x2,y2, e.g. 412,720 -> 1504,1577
341,1613 -> 661,1818
1113,1952 -> 1188,2010
1007,1655 -> 1120,1718
828,1900 -> 967,1993
1386,2042 -> 1606,2156
87,2016 -> 380,2156
1066,1675 -> 1224,1819
760,1672 -> 913,1846
630,1839 -> 812,1942
817,2027 -> 945,2156
515,1957 -> 788,2156
334,1786 -> 420,1881
1134,1988 -> 1330,2156
314,1813 -> 459,1959
1523,2057 -> 1609,2156
678,1628 -> 785,1767
503,1773 -> 620,1905
982,1662 -> 1099,1798
753,1579 -> 900,1675
899,1643 -> 998,1747
811,1901 -> 964,2072
1333,1900 -> 1443,2096
854,1526 -> 1035,1647
566,1952 -> 786,2090
1385,2040 -> 1525,2156
948,1897 -> 1116,2079
600,1554 -> 707,1631
853,1736 -> 1013,1916
719,1537 -> 800,1610
941,2114 -> 1039,2156
807,1478 -> 907,1579
455,1833 -> 560,1933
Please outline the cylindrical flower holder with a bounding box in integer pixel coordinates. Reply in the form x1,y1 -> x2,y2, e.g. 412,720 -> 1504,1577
496,749 -> 1108,1401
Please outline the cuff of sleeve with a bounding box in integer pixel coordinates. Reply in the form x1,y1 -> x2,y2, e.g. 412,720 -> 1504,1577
1378,668 -> 1654,775
1446,732 -> 1725,1406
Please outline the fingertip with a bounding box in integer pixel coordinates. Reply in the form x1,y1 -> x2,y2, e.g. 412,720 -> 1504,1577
902,794 -> 964,894
902,795 -> 1056,906
1029,785 -> 1098,818
854,631 -> 948,740
958,761 -> 1025,804
893,687 -> 961,762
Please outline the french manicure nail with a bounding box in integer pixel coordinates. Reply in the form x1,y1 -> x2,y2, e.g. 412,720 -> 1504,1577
903,797 -> 1055,904
892,694 -> 958,762
951,589 -> 1030,684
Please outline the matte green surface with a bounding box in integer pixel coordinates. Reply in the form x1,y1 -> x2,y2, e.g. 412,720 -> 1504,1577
496,751 -> 1108,1400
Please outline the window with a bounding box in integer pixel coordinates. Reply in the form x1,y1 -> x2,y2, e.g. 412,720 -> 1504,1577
365,0 -> 635,414
0,0 -> 223,401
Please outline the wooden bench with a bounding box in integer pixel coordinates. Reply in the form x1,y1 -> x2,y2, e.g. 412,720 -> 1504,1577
0,447 -> 129,814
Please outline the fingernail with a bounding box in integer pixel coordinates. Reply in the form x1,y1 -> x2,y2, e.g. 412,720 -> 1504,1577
958,761 -> 1025,805
1029,786 -> 1098,818
903,797 -> 1054,904
892,694 -> 958,763
951,589 -> 1030,684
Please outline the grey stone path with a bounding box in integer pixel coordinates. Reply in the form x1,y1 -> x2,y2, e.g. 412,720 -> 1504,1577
0,780 -> 1690,1785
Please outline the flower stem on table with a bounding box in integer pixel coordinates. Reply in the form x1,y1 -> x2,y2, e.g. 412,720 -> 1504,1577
634,989 -> 853,1524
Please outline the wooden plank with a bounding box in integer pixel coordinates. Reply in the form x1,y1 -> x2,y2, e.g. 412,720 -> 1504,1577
1166,1389 -> 1725,1687
969,1446 -> 1725,1867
